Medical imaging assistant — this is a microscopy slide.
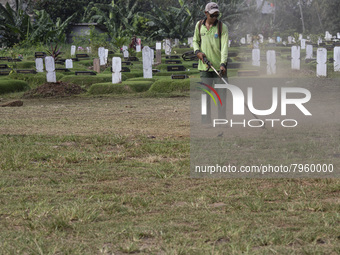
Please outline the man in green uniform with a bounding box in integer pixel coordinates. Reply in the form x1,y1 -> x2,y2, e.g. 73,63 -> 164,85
193,2 -> 229,124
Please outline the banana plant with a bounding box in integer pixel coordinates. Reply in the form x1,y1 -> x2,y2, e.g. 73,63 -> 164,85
0,0 -> 32,46
82,0 -> 141,38
143,5 -> 193,40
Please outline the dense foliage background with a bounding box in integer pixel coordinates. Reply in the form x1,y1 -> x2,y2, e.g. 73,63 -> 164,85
1,0 -> 340,47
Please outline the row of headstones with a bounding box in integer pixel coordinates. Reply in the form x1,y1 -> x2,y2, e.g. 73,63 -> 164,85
252,46 -> 340,77
35,58 -> 74,72
240,32 -> 340,46
187,32 -> 339,48
98,37 -> 194,59
71,45 -> 110,65
325,31 -> 340,41
71,45 -> 92,56
40,46 -> 154,83
121,40 -> 173,57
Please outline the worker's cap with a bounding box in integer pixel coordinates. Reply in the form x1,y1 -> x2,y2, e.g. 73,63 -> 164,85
205,2 -> 219,14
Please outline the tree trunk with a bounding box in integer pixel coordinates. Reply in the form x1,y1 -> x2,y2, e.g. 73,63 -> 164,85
298,0 -> 306,33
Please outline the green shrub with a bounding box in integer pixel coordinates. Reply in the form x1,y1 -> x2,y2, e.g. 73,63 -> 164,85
89,80 -> 154,94
0,79 -> 29,94
153,71 -> 198,76
136,52 -> 142,58
15,61 -> 36,69
77,60 -> 93,67
148,78 -> 190,93
60,74 -> 113,88
121,71 -> 144,79
126,77 -> 158,82
8,72 -> 64,89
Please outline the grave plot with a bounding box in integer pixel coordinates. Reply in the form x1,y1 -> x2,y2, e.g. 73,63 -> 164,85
35,52 -> 46,58
171,74 -> 189,79
0,70 -> 10,76
55,68 -> 71,73
16,70 -> 37,74
75,71 -> 97,76
76,54 -> 90,59
0,64 -> 9,69
165,60 -> 182,64
167,65 -> 186,72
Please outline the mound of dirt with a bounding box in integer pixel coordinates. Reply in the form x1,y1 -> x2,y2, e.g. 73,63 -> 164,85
23,82 -> 86,98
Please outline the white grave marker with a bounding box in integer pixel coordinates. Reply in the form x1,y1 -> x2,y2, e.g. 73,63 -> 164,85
151,48 -> 155,65
136,45 -> 141,52
188,37 -> 193,48
325,31 -> 332,41
98,47 -> 105,65
334,47 -> 340,72
268,37 -> 275,44
277,37 -> 281,43
299,34 -> 303,41
174,38 -> 180,47
65,59 -> 73,69
301,39 -> 306,49
122,45 -> 129,58
156,42 -> 162,64
252,49 -> 260,66
258,34 -> 264,43
165,39 -> 171,55
317,48 -> 327,77
291,46 -> 301,70
86,47 -> 92,54
45,56 -> 56,83
35,58 -> 44,73
318,37 -> 322,45
306,45 -> 313,59
246,34 -> 252,44
142,46 -> 152,78
266,50 -> 276,75
288,36 -> 293,44
112,57 -> 122,84
104,49 -> 109,64
240,37 -> 246,44
71,45 -> 76,57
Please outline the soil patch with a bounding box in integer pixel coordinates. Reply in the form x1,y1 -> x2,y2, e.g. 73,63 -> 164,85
23,82 -> 85,98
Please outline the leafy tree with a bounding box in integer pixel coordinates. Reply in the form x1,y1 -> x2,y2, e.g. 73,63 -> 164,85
0,0 -> 75,47
81,0 -> 142,38
0,0 -> 31,46
33,0 -> 108,23
27,10 -> 75,44
143,5 -> 193,40
314,0 -> 340,34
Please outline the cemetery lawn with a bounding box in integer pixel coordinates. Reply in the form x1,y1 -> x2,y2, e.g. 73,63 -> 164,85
0,94 -> 339,254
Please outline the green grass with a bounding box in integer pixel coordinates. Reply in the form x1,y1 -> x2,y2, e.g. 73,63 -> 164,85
0,45 -> 339,254
0,79 -> 29,94
89,80 -> 154,94
8,72 -> 65,89
148,78 -> 190,93
0,132 -> 339,254
60,74 -> 113,88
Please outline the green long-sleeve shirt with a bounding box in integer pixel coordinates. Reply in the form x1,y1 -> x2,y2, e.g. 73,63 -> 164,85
193,19 -> 229,71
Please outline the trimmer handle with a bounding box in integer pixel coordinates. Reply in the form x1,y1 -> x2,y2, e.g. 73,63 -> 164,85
203,56 -> 211,71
